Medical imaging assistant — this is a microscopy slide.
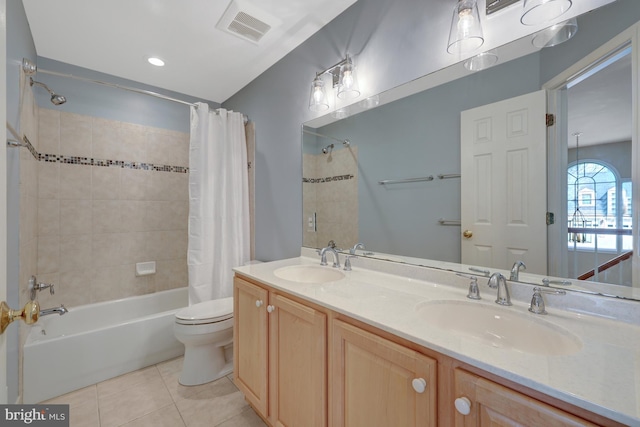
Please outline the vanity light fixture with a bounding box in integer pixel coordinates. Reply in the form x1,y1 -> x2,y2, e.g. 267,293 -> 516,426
447,0 -> 484,55
308,54 -> 361,112
531,17 -> 577,48
521,0 -> 572,26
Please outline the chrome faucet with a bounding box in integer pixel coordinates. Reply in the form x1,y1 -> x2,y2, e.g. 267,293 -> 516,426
509,261 -> 527,281
319,246 -> 341,268
40,305 -> 68,317
350,243 -> 365,255
487,273 -> 511,306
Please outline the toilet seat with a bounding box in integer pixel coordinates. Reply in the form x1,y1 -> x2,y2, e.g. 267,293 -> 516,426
175,297 -> 233,326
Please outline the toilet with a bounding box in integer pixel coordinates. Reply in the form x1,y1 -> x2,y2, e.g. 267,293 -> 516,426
174,297 -> 234,386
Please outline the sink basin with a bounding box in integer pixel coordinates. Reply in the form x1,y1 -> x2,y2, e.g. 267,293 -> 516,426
274,265 -> 345,283
415,300 -> 582,356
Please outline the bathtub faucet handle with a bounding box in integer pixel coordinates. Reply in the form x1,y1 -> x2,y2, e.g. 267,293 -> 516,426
28,276 -> 55,300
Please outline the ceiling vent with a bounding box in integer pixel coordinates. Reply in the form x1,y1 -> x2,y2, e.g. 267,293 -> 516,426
216,1 -> 277,44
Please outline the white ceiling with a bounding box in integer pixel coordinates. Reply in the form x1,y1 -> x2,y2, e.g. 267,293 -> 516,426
22,0 -> 357,103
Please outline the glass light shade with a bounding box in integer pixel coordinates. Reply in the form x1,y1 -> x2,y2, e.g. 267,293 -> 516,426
521,0 -> 572,26
332,107 -> 350,119
463,51 -> 498,72
447,0 -> 484,55
360,95 -> 380,109
531,18 -> 577,48
309,76 -> 329,112
337,60 -> 360,100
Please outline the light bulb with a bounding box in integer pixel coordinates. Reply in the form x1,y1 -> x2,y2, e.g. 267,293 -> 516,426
342,70 -> 354,89
457,8 -> 475,37
313,86 -> 325,104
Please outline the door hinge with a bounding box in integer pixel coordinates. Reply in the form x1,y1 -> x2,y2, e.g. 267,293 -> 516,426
546,114 -> 555,127
546,212 -> 555,225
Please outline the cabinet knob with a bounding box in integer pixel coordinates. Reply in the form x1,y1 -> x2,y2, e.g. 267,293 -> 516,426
255,300 -> 263,308
411,378 -> 427,393
267,305 -> 275,313
454,397 -> 471,415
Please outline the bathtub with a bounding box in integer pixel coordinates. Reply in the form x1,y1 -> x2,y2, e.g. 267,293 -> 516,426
23,287 -> 188,403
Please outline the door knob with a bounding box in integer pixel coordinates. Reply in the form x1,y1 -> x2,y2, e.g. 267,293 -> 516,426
0,300 -> 40,334
462,230 -> 473,239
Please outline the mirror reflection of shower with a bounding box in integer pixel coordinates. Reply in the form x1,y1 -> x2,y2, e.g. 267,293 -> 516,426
29,77 -> 67,105
321,143 -> 334,154
303,129 -> 351,156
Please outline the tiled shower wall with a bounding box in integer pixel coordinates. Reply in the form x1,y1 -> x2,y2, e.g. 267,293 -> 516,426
34,109 -> 189,308
302,146 -> 358,250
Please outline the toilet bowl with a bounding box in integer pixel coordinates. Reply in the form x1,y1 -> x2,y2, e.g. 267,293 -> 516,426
174,297 -> 234,386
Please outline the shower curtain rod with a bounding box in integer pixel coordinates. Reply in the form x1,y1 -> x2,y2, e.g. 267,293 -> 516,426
302,129 -> 349,145
36,68 -> 248,122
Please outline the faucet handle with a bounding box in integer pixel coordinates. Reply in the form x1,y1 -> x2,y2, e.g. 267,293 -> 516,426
542,278 -> 572,287
28,276 -> 55,301
528,287 -> 566,315
343,255 -> 355,271
456,273 -> 480,300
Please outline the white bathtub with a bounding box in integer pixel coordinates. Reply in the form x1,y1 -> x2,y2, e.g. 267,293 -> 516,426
23,287 -> 188,403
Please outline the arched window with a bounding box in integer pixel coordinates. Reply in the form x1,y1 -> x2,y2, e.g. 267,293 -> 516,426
567,161 -> 632,251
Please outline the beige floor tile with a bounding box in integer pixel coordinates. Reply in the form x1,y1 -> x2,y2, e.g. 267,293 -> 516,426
175,377 -> 249,427
69,399 -> 100,427
41,385 -> 97,409
98,376 -> 173,427
120,404 -> 186,427
162,367 -> 235,403
216,406 -> 268,427
156,356 -> 184,379
97,365 -> 161,398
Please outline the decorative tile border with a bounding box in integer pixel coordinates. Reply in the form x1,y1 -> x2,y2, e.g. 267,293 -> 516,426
21,136 -> 188,173
303,174 -> 354,183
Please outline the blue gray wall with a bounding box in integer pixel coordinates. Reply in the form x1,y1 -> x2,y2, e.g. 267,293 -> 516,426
224,0 -> 640,262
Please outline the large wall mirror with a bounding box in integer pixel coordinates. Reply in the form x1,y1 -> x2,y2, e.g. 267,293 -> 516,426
302,0 -> 640,301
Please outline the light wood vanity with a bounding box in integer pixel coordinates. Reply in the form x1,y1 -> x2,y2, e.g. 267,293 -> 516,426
233,258 -> 637,427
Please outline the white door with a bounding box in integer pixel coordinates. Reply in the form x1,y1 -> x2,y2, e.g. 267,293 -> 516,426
0,0 -> 9,403
461,90 -> 548,274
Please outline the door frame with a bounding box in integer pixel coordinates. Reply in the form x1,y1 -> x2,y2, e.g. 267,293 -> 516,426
544,23 -> 640,281
0,0 -> 9,404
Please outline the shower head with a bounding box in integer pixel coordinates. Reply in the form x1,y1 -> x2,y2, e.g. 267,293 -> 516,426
322,143 -> 334,154
30,77 -> 67,106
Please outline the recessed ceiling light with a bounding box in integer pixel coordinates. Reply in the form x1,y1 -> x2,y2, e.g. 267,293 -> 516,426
147,57 -> 165,67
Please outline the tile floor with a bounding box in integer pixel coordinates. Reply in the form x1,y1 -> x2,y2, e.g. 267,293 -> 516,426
42,356 -> 267,427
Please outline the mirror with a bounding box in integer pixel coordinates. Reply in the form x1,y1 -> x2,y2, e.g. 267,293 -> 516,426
302,1 -> 640,301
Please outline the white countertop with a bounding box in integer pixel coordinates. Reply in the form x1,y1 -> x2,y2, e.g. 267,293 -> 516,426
234,253 -> 640,426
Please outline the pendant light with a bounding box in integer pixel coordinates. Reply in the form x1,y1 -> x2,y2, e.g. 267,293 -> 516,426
309,76 -> 329,112
521,0 -> 572,26
447,0 -> 484,55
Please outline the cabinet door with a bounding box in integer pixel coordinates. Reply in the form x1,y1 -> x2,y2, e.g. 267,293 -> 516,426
269,293 -> 327,427
234,277 -> 269,417
454,369 -> 599,427
332,320 -> 437,427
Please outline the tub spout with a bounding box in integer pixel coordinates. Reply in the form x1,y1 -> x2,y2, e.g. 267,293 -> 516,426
40,305 -> 68,317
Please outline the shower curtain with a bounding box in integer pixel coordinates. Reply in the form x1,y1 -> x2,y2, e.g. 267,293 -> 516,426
188,103 -> 250,304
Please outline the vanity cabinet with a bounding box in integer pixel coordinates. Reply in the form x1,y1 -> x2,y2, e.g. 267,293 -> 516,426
452,369 -> 599,427
233,276 -> 327,427
331,319 -> 437,427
